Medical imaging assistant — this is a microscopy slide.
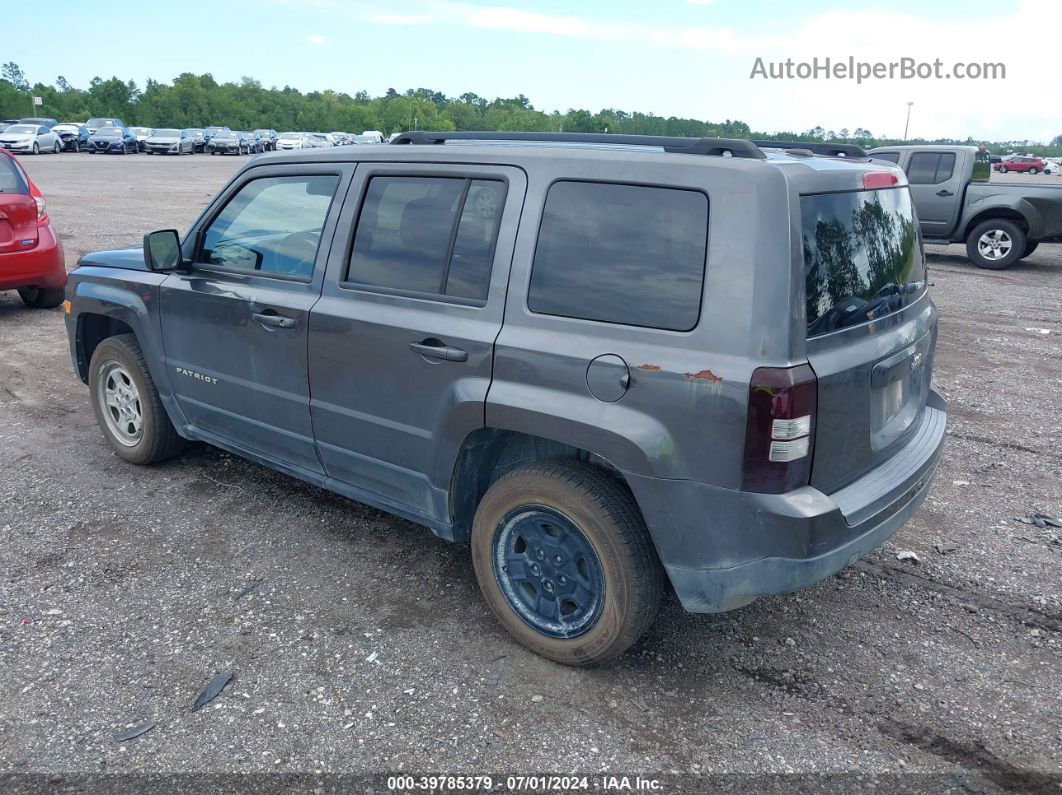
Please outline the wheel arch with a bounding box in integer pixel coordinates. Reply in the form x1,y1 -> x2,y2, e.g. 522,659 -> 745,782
960,203 -> 1039,242
448,427 -> 637,543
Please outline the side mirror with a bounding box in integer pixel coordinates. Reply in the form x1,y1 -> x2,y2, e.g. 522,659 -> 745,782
143,229 -> 183,272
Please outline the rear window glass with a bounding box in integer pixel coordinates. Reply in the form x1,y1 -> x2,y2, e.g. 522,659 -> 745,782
801,187 -> 925,337
528,181 -> 708,331
0,155 -> 29,195
872,152 -> 900,163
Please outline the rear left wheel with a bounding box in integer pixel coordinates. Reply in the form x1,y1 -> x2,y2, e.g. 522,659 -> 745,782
471,460 -> 664,666
966,218 -> 1026,270
18,287 -> 65,309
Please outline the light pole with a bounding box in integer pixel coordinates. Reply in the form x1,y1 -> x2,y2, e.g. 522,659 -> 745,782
903,101 -> 914,140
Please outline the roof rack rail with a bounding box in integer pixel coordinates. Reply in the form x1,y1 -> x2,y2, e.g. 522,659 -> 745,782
749,140 -> 868,158
390,131 -> 767,160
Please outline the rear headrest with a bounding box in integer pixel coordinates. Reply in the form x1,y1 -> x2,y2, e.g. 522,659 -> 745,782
401,197 -> 453,252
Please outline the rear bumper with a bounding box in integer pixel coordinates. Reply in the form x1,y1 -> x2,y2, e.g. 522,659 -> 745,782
626,390 -> 947,613
0,224 -> 67,291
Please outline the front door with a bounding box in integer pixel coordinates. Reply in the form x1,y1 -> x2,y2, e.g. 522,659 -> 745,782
309,163 -> 526,521
161,165 -> 349,473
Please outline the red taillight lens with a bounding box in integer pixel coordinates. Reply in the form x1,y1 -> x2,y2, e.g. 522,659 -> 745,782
863,172 -> 899,189
741,364 -> 817,493
34,196 -> 48,226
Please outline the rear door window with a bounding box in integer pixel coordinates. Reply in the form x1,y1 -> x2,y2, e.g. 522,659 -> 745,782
906,152 -> 955,184
346,176 -> 506,304
528,181 -> 708,331
801,187 -> 926,337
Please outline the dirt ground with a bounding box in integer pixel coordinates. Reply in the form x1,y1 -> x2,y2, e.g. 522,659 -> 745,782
0,154 -> 1059,792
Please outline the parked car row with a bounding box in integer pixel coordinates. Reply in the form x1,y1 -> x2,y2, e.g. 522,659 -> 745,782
0,116 -> 390,157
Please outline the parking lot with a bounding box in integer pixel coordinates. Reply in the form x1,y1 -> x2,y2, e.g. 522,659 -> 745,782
1,154 -> 1059,789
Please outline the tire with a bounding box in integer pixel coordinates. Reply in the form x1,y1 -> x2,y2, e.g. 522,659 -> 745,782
470,460 -> 664,666
53,141 -> 61,154
966,218 -> 1026,270
1029,167 -> 1038,175
1022,241 -> 1039,259
88,335 -> 185,465
17,286 -> 65,309
32,142 -> 39,155
1000,166 -> 1008,173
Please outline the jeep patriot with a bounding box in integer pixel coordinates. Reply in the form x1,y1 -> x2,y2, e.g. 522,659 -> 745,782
63,132 -> 947,664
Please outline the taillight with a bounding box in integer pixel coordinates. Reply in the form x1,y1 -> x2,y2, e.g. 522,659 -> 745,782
741,364 -> 817,493
862,172 -> 899,189
34,196 -> 48,226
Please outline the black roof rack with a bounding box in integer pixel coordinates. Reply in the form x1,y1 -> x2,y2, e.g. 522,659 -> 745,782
390,131 -> 767,160
749,140 -> 868,158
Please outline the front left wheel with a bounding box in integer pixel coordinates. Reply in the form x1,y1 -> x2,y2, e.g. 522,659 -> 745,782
88,335 -> 185,465
471,460 -> 664,666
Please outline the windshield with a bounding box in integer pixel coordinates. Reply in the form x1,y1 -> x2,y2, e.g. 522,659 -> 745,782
55,124 -> 80,132
153,129 -> 180,137
86,118 -> 114,128
206,127 -> 229,134
801,187 -> 926,338
279,133 -> 301,139
129,127 -> 150,135
5,125 -> 37,134
95,128 -> 122,137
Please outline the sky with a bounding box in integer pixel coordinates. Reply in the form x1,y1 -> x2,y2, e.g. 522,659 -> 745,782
10,0 -> 1062,141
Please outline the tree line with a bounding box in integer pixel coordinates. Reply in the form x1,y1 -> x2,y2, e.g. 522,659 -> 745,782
3,63 -> 1060,156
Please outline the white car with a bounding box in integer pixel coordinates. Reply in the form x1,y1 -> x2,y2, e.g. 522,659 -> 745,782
361,130 -> 385,143
1043,159 -> 1060,175
0,124 -> 61,155
276,132 -> 311,150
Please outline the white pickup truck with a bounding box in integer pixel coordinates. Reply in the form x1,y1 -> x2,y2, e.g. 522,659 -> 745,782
868,145 -> 1062,269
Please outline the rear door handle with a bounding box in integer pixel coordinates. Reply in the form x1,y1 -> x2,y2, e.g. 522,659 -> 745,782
936,189 -> 953,197
252,312 -> 295,329
410,341 -> 468,362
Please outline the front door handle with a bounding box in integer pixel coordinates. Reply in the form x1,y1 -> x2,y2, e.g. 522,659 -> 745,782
936,189 -> 953,197
410,341 -> 468,362
252,312 -> 295,329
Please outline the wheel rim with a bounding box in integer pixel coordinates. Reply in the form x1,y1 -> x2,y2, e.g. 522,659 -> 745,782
97,362 -> 144,447
977,229 -> 1013,261
492,506 -> 605,638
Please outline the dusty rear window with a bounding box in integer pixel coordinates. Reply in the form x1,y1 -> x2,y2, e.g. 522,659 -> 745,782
801,187 -> 925,337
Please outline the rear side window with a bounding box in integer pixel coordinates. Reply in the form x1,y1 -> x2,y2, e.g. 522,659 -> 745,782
0,155 -> 30,195
802,187 -> 926,337
528,181 -> 708,331
873,152 -> 900,164
346,176 -> 506,303
907,152 -> 955,184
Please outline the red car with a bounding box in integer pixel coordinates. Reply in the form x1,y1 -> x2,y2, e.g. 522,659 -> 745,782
994,156 -> 1045,174
0,149 -> 66,308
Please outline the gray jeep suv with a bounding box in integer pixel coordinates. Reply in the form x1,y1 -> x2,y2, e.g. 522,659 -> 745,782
64,132 -> 946,665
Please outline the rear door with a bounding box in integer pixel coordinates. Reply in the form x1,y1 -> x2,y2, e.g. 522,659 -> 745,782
161,164 -> 350,472
801,185 -> 936,494
904,151 -> 962,237
0,155 -> 37,254
308,163 -> 525,521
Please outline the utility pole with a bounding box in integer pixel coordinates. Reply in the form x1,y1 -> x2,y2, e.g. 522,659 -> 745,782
903,101 -> 914,140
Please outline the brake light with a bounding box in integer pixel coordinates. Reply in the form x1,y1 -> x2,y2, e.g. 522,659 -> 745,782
741,364 -> 817,493
863,172 -> 899,189
34,196 -> 48,226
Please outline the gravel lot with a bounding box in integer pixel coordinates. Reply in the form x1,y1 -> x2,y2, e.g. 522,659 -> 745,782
1,154 -> 1060,792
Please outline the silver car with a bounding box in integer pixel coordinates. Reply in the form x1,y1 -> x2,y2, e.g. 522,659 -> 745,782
0,124 -> 61,155
128,126 -> 152,151
143,128 -> 194,155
